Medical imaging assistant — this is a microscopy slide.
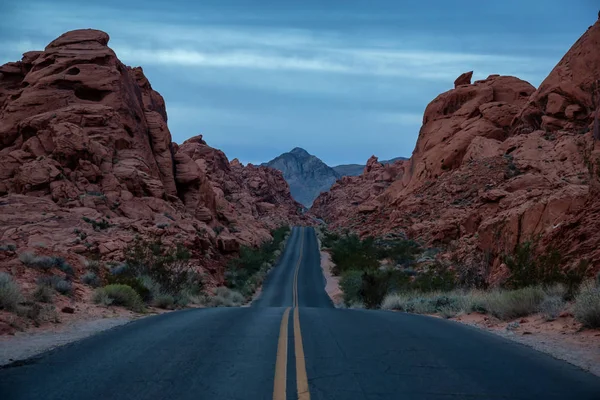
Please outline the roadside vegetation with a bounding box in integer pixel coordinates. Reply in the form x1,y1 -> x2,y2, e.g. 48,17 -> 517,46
223,226 -> 291,303
2,226 -> 291,326
320,228 -> 600,328
90,237 -> 205,311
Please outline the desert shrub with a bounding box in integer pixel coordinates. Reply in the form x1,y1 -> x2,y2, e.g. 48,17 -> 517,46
82,271 -> 101,288
33,283 -> 54,303
206,287 -> 244,307
439,306 -> 459,319
19,252 -> 73,274
0,244 -> 16,252
381,293 -> 411,311
85,259 -> 102,273
82,216 -> 111,231
376,239 -> 421,266
483,286 -> 545,320
339,270 -> 363,306
544,283 -> 568,299
0,272 -> 22,312
153,294 -> 175,309
330,234 -> 380,276
109,263 -> 129,276
225,226 -> 289,296
56,260 -> 74,276
539,295 -> 565,321
106,275 -> 151,302
504,243 -> 588,293
93,290 -> 113,306
574,280 -> 600,328
37,275 -> 62,288
138,275 -> 162,300
93,284 -> 144,312
360,270 -> 393,309
54,279 -> 73,295
412,263 -> 457,292
124,239 -> 196,296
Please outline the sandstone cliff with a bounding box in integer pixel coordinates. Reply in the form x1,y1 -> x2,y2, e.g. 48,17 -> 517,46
312,20 -> 600,277
0,29 -> 305,281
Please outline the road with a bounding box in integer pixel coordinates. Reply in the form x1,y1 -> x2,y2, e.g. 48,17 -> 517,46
1,226 -> 600,399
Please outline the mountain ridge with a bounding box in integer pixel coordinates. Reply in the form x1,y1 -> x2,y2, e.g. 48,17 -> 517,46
262,148 -> 406,206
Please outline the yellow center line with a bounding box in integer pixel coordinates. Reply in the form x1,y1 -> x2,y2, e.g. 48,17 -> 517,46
273,307 -> 291,400
292,227 -> 305,308
273,227 -> 311,400
294,307 -> 310,400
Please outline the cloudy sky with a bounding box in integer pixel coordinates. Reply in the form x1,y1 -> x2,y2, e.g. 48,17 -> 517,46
1,1 -> 597,165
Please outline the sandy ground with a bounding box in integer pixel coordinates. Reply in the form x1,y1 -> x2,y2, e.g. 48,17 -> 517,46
320,250 -> 344,307
0,315 -> 134,366
449,312 -> 600,377
0,290 -> 172,366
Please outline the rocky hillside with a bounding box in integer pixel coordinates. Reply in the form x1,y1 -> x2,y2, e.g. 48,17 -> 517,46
0,29 -> 306,283
332,157 -> 407,177
264,148 -> 405,206
263,147 -> 339,207
312,19 -> 600,279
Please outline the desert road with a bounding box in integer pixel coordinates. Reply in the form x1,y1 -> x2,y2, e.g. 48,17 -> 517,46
1,226 -> 600,399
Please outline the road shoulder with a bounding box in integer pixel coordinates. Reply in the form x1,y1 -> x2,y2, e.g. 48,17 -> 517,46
446,312 -> 600,377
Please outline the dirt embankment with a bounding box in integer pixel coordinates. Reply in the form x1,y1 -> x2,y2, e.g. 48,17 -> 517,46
452,312 -> 600,377
320,250 -> 343,307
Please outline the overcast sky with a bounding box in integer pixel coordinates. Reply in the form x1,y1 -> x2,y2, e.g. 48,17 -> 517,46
1,1 -> 597,165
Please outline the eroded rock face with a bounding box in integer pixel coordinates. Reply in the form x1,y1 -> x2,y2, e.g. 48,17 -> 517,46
312,20 -> 600,278
0,29 -> 306,283
514,21 -> 600,134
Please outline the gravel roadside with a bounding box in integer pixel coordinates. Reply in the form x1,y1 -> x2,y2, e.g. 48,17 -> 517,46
0,316 -> 134,366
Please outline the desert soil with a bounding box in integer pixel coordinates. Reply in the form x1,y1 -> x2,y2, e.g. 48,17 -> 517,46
451,312 -> 600,377
320,250 -> 344,307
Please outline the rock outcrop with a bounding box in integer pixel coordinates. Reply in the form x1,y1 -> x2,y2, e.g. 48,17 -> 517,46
312,20 -> 600,277
263,147 -> 406,207
331,157 -> 407,177
0,29 -> 306,283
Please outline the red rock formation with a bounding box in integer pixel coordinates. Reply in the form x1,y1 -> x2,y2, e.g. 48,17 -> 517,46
312,20 -> 600,277
454,71 -> 473,88
0,29 -> 306,284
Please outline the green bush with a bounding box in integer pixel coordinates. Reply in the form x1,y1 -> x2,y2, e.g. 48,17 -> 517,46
206,287 -> 244,307
224,226 -> 289,297
412,263 -> 457,292
376,239 -> 421,266
124,239 -> 197,296
330,234 -> 379,276
85,259 -> 102,273
0,272 -> 22,312
93,284 -> 144,312
54,279 -> 73,295
360,270 -> 393,309
339,270 -> 363,306
483,287 -> 545,320
19,252 -> 73,274
539,295 -> 565,321
504,242 -> 588,293
33,283 -> 54,303
574,281 -> 600,328
82,271 -> 101,288
153,294 -> 175,309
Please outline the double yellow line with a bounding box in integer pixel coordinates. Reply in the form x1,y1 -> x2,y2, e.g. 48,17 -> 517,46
273,227 -> 310,400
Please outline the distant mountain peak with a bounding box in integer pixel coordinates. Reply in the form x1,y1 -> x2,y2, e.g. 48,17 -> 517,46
290,147 -> 310,157
263,148 -> 406,207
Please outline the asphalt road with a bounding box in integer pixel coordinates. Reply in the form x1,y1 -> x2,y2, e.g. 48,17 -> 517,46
1,226 -> 600,399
